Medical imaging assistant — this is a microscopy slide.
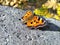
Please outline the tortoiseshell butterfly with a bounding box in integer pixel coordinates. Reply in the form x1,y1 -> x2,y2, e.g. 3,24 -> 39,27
21,10 -> 47,28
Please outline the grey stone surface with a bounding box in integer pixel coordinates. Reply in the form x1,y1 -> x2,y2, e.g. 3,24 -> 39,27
0,5 -> 60,45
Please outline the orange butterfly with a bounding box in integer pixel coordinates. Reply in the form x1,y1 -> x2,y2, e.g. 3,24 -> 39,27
21,10 -> 47,28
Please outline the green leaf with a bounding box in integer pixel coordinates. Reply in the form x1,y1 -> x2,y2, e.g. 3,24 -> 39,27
38,7 -> 47,12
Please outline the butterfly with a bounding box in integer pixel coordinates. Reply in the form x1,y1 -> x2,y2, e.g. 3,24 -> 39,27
21,10 -> 47,28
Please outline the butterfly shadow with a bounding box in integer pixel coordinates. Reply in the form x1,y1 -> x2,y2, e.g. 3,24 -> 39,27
37,23 -> 60,31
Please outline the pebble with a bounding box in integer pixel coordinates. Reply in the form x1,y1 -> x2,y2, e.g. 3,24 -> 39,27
0,5 -> 60,45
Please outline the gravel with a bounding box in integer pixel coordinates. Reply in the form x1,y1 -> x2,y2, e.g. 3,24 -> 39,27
0,5 -> 60,45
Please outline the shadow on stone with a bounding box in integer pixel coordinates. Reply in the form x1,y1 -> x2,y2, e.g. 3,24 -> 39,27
38,23 -> 60,31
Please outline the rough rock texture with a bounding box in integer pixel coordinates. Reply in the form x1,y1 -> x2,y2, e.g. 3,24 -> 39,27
0,5 -> 60,45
